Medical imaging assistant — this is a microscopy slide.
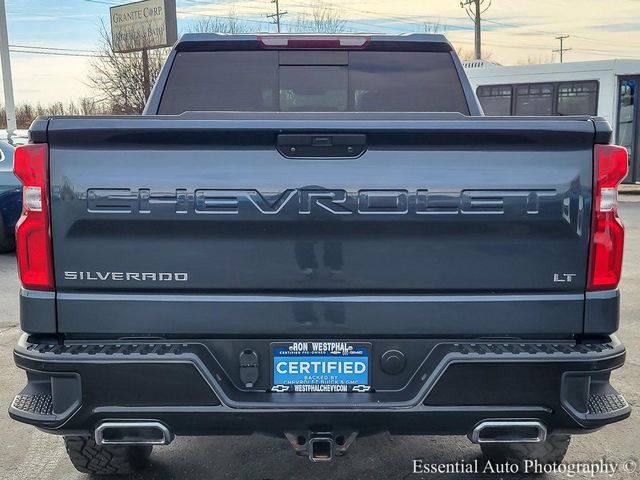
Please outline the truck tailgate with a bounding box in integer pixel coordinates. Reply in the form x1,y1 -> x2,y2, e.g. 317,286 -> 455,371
46,115 -> 596,336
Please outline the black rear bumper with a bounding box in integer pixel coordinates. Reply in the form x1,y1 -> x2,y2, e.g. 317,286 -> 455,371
10,334 -> 630,437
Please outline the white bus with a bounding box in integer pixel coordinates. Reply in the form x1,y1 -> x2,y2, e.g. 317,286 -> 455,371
464,59 -> 640,183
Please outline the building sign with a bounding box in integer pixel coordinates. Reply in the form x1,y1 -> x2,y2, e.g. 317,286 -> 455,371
110,0 -> 177,53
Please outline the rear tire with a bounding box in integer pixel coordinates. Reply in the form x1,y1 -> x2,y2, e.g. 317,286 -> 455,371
64,436 -> 152,475
480,435 -> 571,468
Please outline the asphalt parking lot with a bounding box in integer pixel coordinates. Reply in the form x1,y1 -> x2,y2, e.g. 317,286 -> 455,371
1,199 -> 638,480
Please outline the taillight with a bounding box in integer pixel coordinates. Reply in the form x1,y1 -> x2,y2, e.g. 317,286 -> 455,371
587,144 -> 628,291
13,144 -> 54,291
257,35 -> 370,49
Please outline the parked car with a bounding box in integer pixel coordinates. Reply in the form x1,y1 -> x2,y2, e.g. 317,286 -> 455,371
9,34 -> 630,475
0,141 -> 21,252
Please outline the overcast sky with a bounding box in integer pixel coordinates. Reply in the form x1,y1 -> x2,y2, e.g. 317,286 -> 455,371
2,0 -> 640,104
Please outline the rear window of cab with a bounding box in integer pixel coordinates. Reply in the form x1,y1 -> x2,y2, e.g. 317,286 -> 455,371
158,50 -> 470,115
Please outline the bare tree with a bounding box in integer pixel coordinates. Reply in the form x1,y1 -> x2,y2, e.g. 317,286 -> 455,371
293,2 -> 347,33
187,11 -> 251,34
84,14 -> 254,117
87,20 -> 169,115
424,20 -> 447,34
518,54 -> 553,65
15,104 -> 35,128
456,48 -> 475,61
79,97 -> 102,116
456,47 -> 493,62
0,98 -> 113,129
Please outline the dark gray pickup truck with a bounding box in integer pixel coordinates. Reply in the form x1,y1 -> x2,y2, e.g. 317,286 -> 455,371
9,34 -> 631,474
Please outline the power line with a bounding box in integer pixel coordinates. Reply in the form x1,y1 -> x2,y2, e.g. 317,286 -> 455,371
9,48 -> 105,58
77,0 -> 117,4
310,2 -> 468,27
281,1 -> 469,32
335,3 -> 611,45
178,9 -> 277,28
79,0 -> 628,48
570,48 -> 640,59
10,44 -> 98,53
182,0 -> 248,9
10,11 -> 99,23
19,0 -> 640,62
176,2 -> 640,55
179,0 -> 414,33
481,17 -> 603,43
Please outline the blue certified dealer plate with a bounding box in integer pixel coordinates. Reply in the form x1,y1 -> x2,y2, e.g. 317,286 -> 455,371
272,342 -> 370,393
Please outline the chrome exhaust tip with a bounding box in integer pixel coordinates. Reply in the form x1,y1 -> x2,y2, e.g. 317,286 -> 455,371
95,421 -> 173,446
470,420 -> 547,444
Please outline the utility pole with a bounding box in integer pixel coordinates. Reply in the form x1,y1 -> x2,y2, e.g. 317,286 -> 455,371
553,35 -> 571,63
460,0 -> 491,60
0,0 -> 16,143
141,49 -> 150,100
266,0 -> 287,33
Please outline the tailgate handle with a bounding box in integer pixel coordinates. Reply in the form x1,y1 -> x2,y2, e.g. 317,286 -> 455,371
277,134 -> 366,158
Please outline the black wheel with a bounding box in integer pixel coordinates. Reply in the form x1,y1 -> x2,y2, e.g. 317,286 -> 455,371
0,214 -> 15,253
64,436 -> 153,475
480,435 -> 571,468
